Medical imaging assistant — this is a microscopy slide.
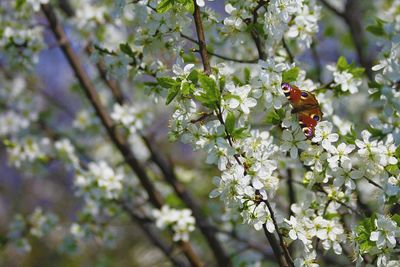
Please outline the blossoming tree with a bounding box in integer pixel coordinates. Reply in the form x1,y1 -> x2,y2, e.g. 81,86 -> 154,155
0,0 -> 399,266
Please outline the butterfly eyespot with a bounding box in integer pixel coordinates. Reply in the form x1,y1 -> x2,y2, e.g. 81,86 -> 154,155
311,114 -> 320,121
281,83 -> 291,93
302,127 -> 313,137
301,92 -> 309,98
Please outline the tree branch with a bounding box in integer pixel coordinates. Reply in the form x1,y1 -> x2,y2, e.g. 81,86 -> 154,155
41,4 -> 203,267
319,0 -> 373,80
193,1 -> 211,74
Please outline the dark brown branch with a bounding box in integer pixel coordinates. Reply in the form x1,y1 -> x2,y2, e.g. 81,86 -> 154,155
193,1 -> 211,74
88,39 -> 231,267
286,169 -> 296,216
41,4 -> 203,267
143,137 -> 232,267
86,44 -> 125,105
263,200 -> 294,267
182,34 -> 258,63
311,41 -> 323,84
248,0 -> 268,60
118,201 -> 189,267
282,39 -> 294,63
319,0 -> 373,80
318,0 -> 344,18
262,224 -> 290,267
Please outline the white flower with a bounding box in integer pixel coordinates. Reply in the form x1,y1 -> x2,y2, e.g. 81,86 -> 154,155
312,121 -> 339,150
27,0 -> 49,12
111,103 -> 152,133
370,214 -> 400,249
386,176 -> 400,196
205,137 -> 236,171
294,250 -> 319,267
225,83 -> 257,114
153,206 -> 196,242
300,145 -> 328,172
0,111 -> 29,136
280,129 -> 309,159
327,64 -> 362,94
78,161 -> 125,200
209,163 -> 250,206
242,201 -> 275,232
330,161 -> 363,190
327,143 -> 355,169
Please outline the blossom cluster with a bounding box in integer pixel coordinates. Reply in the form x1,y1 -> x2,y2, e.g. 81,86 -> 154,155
153,205 -> 196,242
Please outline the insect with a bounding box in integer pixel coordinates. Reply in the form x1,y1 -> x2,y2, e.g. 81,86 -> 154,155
281,82 -> 323,139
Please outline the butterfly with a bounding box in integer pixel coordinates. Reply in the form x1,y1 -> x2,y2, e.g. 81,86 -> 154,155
281,82 -> 323,139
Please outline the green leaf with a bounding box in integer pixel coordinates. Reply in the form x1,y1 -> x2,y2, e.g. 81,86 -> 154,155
395,145 -> 400,159
197,74 -> 220,108
392,214 -> 400,226
225,112 -> 235,134
244,68 -> 251,84
349,67 -> 365,77
337,56 -> 349,71
232,76 -> 243,86
282,67 -> 300,83
187,69 -> 199,83
119,43 -> 135,58
219,76 -> 226,92
355,216 -> 376,253
166,84 -> 180,105
366,18 -> 386,37
157,77 -> 177,88
386,164 -> 399,176
183,0 -> 194,13
265,109 -> 283,125
232,127 -> 249,139
156,0 -> 174,13
16,0 -> 26,10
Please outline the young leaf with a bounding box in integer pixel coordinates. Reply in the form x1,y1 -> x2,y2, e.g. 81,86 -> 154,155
166,84 -> 180,105
156,0 -> 174,13
225,112 -> 235,134
366,18 -> 386,37
157,77 -> 177,88
337,56 -> 349,71
282,67 -> 300,82
119,43 -> 135,58
198,74 -> 220,106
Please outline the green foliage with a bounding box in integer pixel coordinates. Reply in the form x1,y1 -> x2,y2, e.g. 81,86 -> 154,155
156,0 -> 194,13
282,67 -> 300,82
336,56 -> 364,78
342,126 -> 357,144
119,43 -> 135,58
366,18 -> 387,37
195,74 -> 221,109
225,112 -> 236,135
157,77 -> 180,105
392,214 -> 400,226
156,0 -> 174,13
16,0 -> 26,10
355,215 -> 376,254
264,108 -> 285,125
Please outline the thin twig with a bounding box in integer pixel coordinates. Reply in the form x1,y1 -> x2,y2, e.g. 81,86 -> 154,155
286,169 -> 296,216
282,38 -> 294,63
364,177 -> 383,190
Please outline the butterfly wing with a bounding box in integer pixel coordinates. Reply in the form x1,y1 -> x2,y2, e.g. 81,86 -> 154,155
281,82 -> 323,139
297,107 -> 323,139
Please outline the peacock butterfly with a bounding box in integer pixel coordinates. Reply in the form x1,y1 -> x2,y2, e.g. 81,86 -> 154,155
281,82 -> 323,139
